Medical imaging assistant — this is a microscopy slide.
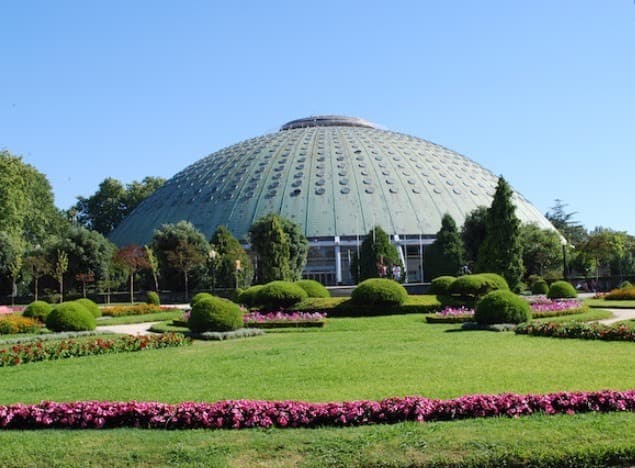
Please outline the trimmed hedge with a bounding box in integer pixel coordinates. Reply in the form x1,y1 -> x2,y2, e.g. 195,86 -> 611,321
75,298 -> 102,318
474,290 -> 531,324
294,280 -> 330,298
191,292 -> 214,308
22,301 -> 53,321
448,273 -> 508,298
237,285 -> 265,307
146,291 -> 160,305
531,279 -> 549,295
547,281 -> 577,299
188,296 -> 244,332
351,279 -> 408,306
255,281 -> 308,309
429,276 -> 456,295
45,302 -> 96,332
101,304 -> 165,317
605,286 -> 635,301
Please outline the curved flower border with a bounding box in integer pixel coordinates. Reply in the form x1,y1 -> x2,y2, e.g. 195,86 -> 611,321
0,389 -> 633,430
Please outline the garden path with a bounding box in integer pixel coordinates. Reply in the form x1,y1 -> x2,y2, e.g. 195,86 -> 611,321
97,322 -> 162,335
597,309 -> 635,325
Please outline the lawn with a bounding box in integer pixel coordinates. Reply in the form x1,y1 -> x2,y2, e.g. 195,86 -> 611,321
1,313 -> 634,465
585,298 -> 635,309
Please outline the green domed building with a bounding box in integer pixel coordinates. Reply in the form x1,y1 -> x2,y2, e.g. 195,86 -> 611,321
110,115 -> 554,285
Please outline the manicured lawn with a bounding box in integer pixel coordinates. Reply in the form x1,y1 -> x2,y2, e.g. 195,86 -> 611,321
1,313 -> 634,465
96,310 -> 183,325
585,298 -> 635,309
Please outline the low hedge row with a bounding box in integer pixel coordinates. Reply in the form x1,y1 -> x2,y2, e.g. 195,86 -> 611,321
515,322 -> 635,341
101,304 -> 165,317
0,333 -> 190,367
605,286 -> 635,301
0,389 -> 633,430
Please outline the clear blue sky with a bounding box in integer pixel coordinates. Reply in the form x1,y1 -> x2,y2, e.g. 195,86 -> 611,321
2,1 -> 634,235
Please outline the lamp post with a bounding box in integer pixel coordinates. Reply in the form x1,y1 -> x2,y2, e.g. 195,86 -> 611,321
235,259 -> 242,290
209,249 -> 217,294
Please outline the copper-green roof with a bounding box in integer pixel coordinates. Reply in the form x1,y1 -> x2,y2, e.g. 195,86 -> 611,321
109,115 -> 554,245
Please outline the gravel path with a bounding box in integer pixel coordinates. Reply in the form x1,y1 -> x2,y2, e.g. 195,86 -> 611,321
97,322 -> 163,335
597,309 -> 635,325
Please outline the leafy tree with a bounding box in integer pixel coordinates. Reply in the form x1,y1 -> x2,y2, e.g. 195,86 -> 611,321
580,228 -> 631,285
249,214 -> 292,283
520,223 -> 563,278
278,217 -> 309,281
113,244 -> 150,303
461,206 -> 488,265
73,176 -> 164,235
476,176 -> 524,291
150,221 -> 209,295
209,225 -> 253,289
351,225 -> 402,282
545,199 -> 587,246
54,249 -> 68,303
424,214 -> 464,281
144,245 -> 160,292
23,248 -> 51,301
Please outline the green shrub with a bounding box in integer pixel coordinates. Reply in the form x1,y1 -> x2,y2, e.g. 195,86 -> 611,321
618,280 -> 633,289
75,298 -> 102,318
146,291 -> 160,305
474,290 -> 531,324
45,302 -> 97,332
351,278 -> 408,306
295,279 -> 330,298
547,280 -> 577,299
531,279 -> 549,295
448,273 -> 508,298
22,301 -> 53,321
0,315 -> 43,334
604,286 -> 635,301
255,281 -> 308,309
188,296 -> 244,332
191,292 -> 214,308
429,276 -> 456,295
237,285 -> 264,307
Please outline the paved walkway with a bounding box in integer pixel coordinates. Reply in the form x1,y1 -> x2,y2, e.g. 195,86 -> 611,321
97,322 -> 163,335
598,309 -> 635,325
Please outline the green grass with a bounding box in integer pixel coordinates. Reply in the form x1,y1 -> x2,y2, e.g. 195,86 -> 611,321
96,310 -> 183,325
532,308 -> 612,323
2,313 -> 635,465
585,298 -> 635,309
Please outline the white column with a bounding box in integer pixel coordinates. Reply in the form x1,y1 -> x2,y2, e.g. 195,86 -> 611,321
334,236 -> 342,284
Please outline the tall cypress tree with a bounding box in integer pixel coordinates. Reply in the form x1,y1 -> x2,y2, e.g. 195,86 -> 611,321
352,225 -> 402,282
209,225 -> 253,289
249,214 -> 292,283
477,176 -> 524,290
424,213 -> 464,281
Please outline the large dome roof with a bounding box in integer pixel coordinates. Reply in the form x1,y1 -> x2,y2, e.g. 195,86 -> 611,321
110,115 -> 554,246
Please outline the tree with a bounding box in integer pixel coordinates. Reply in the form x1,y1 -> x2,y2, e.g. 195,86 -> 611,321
209,225 -> 253,289
54,249 -> 68,303
519,223 -> 563,278
476,176 -> 524,291
23,248 -> 51,301
73,176 -> 165,235
113,244 -> 150,303
545,199 -> 587,246
165,239 -> 207,301
278,217 -> 309,281
144,245 -> 160,292
424,214 -> 464,281
249,214 -> 292,283
150,221 -> 209,294
580,228 -> 630,286
352,225 -> 402,282
461,206 -> 488,266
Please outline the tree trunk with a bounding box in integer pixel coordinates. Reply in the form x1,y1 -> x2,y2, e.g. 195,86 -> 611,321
59,276 -> 63,303
184,270 -> 189,302
82,281 -> 87,298
130,272 -> 135,304
34,277 -> 39,302
153,273 -> 159,292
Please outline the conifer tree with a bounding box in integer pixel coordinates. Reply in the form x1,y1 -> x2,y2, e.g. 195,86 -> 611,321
424,214 -> 464,280
249,214 -> 292,283
352,225 -> 402,282
477,176 -> 524,290
209,225 -> 253,289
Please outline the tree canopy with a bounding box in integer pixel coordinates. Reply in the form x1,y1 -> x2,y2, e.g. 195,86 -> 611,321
249,214 -> 292,283
424,214 -> 464,281
209,225 -> 253,289
352,225 -> 402,282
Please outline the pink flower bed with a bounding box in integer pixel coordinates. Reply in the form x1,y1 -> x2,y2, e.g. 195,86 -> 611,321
0,390 -> 633,430
0,306 -> 18,316
434,298 -> 583,319
243,311 -> 327,324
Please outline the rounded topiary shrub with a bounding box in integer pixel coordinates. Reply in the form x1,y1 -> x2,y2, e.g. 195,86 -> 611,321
474,290 -> 531,324
146,291 -> 160,305
448,273 -> 508,298
619,280 -> 633,290
75,298 -> 102,318
547,280 -> 577,299
23,300 -> 53,321
295,279 -> 330,298
429,276 -> 456,295
255,281 -> 309,309
45,302 -> 97,332
188,296 -> 244,332
191,292 -> 214,308
351,278 -> 408,306
531,279 -> 549,295
238,285 -> 264,307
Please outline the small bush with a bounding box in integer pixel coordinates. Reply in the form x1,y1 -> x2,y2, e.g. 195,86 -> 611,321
547,280 -> 577,299
237,285 -> 264,307
474,290 -> 531,324
619,280 -> 633,289
604,286 -> 635,301
191,292 -> 214,308
448,273 -> 508,298
22,301 -> 53,321
75,298 -> 102,318
0,315 -> 43,334
45,302 -> 97,332
295,279 -> 330,298
429,276 -> 456,295
188,296 -> 244,332
255,281 -> 308,309
351,278 -> 408,306
146,291 -> 160,305
531,279 -> 549,295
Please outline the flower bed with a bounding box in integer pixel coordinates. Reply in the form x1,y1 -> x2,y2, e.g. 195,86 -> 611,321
0,306 -> 22,316
0,389 -> 633,430
243,311 -> 327,328
0,315 -> 43,335
515,322 -> 635,342
427,298 -> 586,324
101,304 -> 181,317
0,333 -> 191,367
